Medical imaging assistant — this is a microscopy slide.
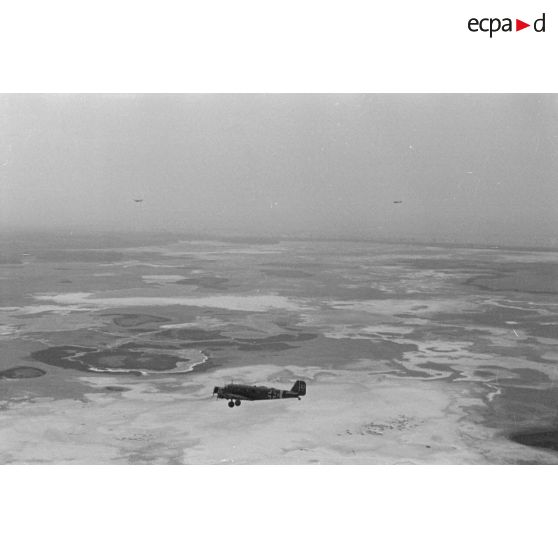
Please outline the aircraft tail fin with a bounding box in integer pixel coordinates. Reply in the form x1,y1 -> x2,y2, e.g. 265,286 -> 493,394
290,380 -> 306,396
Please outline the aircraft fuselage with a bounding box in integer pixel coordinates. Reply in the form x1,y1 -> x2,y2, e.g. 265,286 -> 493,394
213,381 -> 306,407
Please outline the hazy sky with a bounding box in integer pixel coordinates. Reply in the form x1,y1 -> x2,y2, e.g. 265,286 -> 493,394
1,94 -> 557,246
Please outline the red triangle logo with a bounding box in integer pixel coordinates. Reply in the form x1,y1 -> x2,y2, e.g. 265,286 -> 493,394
516,19 -> 530,31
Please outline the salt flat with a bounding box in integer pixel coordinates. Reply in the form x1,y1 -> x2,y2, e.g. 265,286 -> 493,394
1,234 -> 558,464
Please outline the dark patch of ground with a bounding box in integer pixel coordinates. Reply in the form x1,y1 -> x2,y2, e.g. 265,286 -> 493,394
494,368 -> 550,385
0,366 -> 47,379
251,336 -> 420,369
35,250 -> 126,263
31,346 -> 96,371
399,258 -> 493,271
261,261 -> 326,269
233,332 -> 320,353
78,349 -> 186,372
330,287 -> 393,299
465,264 -> 558,295
118,342 -> 193,351
175,276 -> 229,289
509,429 -> 558,453
155,328 -> 228,341
261,269 -> 313,278
31,345 -> 185,373
236,333 -> 317,344
386,369 -> 431,378
237,342 -> 295,352
475,370 -> 496,378
482,383 -> 558,433
106,313 -> 171,328
416,361 -> 456,372
433,306 -> 540,328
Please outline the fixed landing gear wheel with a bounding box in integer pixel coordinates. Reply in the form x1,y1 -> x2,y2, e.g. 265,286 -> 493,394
228,400 -> 235,408
235,400 -> 241,406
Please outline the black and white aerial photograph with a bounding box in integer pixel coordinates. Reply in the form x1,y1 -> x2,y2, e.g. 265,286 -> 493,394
1,93 -> 557,464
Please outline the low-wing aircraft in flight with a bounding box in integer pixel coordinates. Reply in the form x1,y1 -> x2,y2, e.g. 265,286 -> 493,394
213,380 -> 306,408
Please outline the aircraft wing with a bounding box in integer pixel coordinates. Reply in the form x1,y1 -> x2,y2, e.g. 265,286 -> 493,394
223,393 -> 252,401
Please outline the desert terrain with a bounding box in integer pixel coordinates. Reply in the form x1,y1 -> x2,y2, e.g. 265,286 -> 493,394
1,233 -> 558,463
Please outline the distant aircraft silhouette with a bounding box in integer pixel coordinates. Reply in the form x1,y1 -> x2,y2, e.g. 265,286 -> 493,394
393,200 -> 403,204
133,199 -> 144,203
